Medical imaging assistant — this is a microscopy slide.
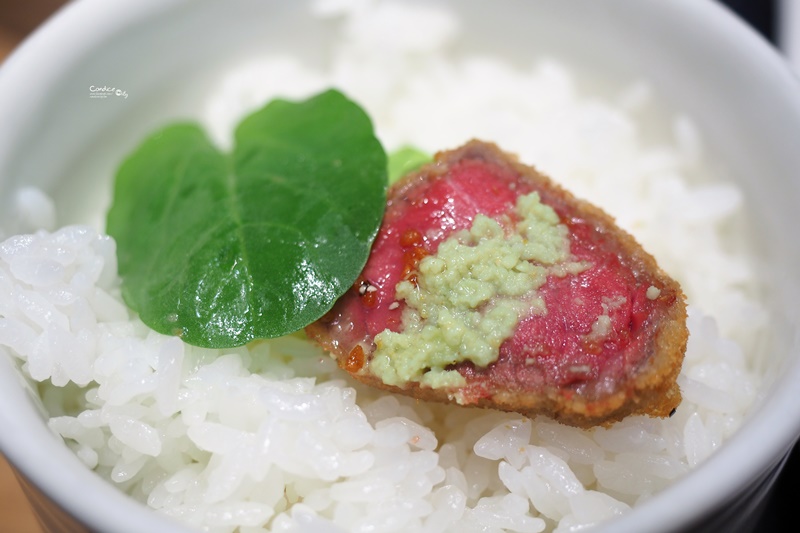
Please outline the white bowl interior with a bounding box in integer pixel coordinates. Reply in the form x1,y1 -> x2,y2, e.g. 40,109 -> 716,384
1,0 -> 800,531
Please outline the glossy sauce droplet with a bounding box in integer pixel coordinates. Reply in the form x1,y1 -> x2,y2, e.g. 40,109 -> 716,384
400,229 -> 424,247
344,344 -> 365,373
399,228 -> 428,287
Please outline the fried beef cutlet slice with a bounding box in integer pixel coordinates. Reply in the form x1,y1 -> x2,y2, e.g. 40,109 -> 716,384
306,140 -> 688,428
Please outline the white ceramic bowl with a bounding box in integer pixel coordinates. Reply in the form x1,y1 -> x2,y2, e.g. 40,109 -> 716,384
1,1 -> 800,531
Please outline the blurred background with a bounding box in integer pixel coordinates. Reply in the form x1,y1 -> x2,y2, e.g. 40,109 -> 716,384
0,0 -> 797,532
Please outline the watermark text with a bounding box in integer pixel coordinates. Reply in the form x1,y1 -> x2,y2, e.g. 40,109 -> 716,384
89,85 -> 128,99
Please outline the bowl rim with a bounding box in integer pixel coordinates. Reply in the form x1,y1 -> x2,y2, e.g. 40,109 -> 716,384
1,0 -> 800,532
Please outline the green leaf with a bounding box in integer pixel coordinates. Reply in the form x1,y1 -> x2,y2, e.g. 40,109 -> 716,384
107,89 -> 387,348
387,145 -> 432,184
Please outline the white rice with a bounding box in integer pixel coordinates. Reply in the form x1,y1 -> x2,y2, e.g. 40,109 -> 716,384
0,1 -> 765,532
